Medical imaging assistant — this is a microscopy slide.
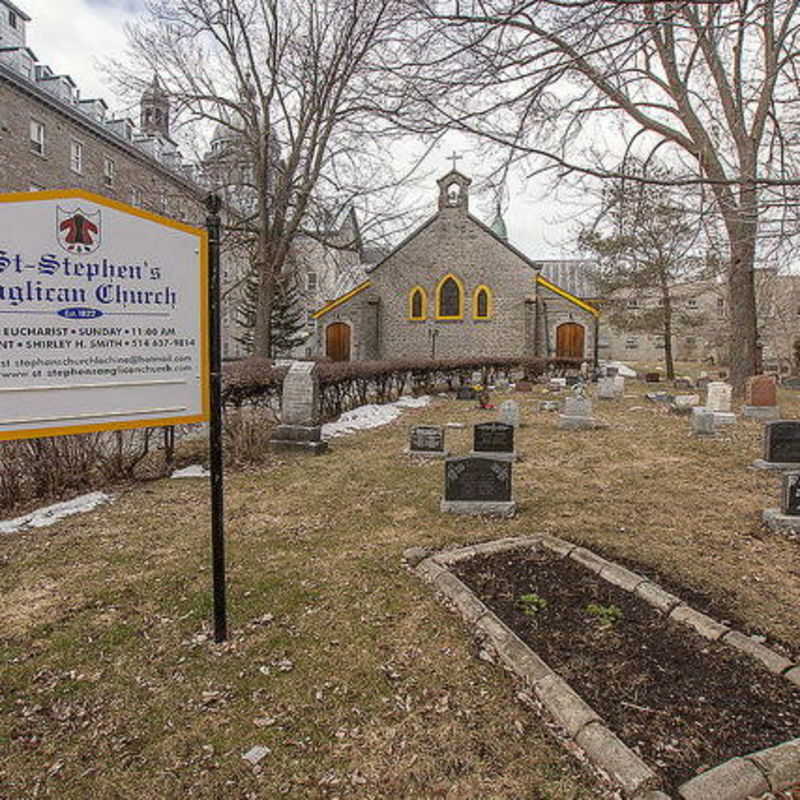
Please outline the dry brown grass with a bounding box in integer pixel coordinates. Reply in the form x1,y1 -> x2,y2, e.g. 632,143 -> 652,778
2,375 -> 799,799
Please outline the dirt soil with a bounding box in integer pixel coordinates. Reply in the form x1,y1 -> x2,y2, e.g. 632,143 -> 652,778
452,547 -> 800,792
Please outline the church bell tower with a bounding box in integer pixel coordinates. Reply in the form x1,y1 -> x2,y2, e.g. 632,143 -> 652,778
140,74 -> 170,139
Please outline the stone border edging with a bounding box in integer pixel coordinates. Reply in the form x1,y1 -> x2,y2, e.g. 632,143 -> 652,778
406,534 -> 800,800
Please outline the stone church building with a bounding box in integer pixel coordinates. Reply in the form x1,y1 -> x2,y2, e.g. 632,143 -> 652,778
312,170 -> 599,363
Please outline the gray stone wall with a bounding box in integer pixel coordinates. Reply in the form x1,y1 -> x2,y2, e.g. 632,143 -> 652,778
368,208 -> 538,360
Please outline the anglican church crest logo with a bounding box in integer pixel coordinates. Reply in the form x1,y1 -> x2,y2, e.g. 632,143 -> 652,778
56,207 -> 101,254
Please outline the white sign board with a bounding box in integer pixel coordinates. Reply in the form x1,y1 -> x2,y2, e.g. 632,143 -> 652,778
0,189 -> 208,440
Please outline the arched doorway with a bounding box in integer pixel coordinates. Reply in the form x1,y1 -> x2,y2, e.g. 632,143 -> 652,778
556,322 -> 585,358
325,322 -> 351,362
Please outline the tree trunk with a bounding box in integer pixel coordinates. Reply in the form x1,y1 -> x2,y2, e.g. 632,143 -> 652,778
660,275 -> 675,380
724,214 -> 758,395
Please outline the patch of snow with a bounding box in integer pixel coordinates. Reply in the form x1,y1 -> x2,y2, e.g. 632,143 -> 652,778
601,360 -> 638,378
171,465 -> 211,479
322,395 -> 430,439
0,491 -> 111,534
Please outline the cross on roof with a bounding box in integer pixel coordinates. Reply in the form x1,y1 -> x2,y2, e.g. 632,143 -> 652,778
448,151 -> 462,171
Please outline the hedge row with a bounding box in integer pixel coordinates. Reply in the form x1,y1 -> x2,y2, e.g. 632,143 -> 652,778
222,355 -> 584,419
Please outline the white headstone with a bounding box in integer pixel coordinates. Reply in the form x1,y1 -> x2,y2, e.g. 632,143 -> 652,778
499,400 -> 521,428
706,381 -> 732,413
613,375 -> 625,396
691,406 -> 716,436
598,377 -> 615,400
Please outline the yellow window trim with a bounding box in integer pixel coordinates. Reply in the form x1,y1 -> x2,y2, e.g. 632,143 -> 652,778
312,280 -> 372,319
435,272 -> 465,320
536,274 -> 600,317
472,284 -> 493,319
407,285 -> 427,321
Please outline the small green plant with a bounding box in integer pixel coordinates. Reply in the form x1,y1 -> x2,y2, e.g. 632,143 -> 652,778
518,593 -> 548,616
585,603 -> 623,628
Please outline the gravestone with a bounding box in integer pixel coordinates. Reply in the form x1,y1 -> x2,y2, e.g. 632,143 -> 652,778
498,399 -> 520,428
408,425 -> 447,458
762,471 -> 800,533
597,377 -> 615,400
742,375 -> 779,420
495,377 -> 510,391
671,394 -> 700,414
645,392 -> 674,405
564,375 -> 580,387
753,420 -> 800,469
613,375 -> 625,396
645,372 -> 661,383
674,377 -> 694,390
783,471 -> 800,515
783,377 -> 800,390
440,455 -> 515,516
559,384 -> 601,430
706,381 -> 735,425
539,400 -> 559,412
514,380 -> 533,393
551,377 -> 567,388
472,421 -> 515,461
456,386 -> 477,401
696,376 -> 711,390
470,370 -> 483,386
604,366 -> 619,378
269,361 -> 328,454
706,381 -> 732,412
690,407 -> 716,436
580,361 -> 590,379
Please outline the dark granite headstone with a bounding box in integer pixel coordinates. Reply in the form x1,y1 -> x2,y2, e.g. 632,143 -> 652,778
409,425 -> 444,453
764,421 -> 800,464
565,375 -> 580,387
781,471 -> 800,515
474,422 -> 514,454
783,377 -> 800,390
645,372 -> 661,383
444,456 -> 511,502
456,386 -> 477,400
514,381 -> 533,392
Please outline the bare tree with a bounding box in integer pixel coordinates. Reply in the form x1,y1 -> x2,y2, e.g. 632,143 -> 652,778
579,163 -> 714,379
114,0 -> 421,357
397,0 -> 800,391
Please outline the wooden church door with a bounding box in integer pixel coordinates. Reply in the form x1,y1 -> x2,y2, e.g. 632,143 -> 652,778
325,322 -> 351,361
556,323 -> 584,358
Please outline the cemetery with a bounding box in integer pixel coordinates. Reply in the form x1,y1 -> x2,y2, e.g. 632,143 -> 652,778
2,365 -> 800,798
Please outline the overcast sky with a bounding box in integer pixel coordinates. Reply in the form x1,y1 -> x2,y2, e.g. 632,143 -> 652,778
19,0 -> 579,257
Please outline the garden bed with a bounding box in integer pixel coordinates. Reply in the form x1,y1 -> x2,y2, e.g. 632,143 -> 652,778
451,546 -> 800,792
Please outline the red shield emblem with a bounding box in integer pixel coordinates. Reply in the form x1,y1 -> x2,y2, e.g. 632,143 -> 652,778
57,207 -> 101,254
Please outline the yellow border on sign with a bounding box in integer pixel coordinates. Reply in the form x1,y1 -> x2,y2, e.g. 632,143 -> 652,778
0,188 -> 210,441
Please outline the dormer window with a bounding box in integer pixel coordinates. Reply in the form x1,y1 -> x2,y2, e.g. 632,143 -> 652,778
9,10 -> 17,29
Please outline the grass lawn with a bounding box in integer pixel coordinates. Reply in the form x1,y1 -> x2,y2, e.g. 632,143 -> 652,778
2,377 -> 799,799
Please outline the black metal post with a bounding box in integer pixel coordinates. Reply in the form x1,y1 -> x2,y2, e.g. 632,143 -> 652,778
205,194 -> 227,643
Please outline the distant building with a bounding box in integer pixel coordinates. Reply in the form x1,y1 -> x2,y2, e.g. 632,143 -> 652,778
0,0 -> 251,357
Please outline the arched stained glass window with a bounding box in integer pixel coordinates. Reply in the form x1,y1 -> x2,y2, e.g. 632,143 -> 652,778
439,278 -> 460,317
473,285 -> 492,319
408,286 -> 426,320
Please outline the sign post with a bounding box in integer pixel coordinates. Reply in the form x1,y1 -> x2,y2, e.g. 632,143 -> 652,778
205,194 -> 227,643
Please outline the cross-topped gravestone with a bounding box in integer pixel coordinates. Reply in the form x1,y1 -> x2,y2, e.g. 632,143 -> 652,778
440,455 -> 515,516
498,399 -> 520,428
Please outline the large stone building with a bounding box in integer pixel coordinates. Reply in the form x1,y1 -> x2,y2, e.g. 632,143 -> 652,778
312,170 -> 599,362
0,0 -> 251,357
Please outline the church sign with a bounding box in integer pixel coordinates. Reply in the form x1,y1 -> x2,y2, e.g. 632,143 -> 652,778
0,189 -> 208,440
